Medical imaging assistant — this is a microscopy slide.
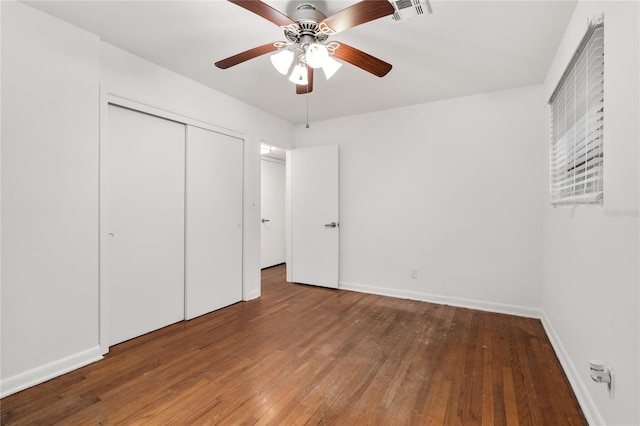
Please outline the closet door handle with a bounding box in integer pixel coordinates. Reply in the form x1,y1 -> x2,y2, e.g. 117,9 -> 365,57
262,218 -> 270,223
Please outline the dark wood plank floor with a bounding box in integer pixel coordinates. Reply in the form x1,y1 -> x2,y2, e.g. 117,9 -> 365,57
1,264 -> 586,425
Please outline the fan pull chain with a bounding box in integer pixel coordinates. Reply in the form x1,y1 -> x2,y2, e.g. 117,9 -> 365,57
306,92 -> 310,129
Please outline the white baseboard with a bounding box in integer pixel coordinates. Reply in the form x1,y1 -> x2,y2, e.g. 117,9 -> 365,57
339,280 -> 542,318
0,345 -> 103,398
244,289 -> 260,301
541,313 -> 604,426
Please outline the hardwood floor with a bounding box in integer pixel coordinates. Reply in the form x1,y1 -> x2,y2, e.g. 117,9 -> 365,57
1,264 -> 586,425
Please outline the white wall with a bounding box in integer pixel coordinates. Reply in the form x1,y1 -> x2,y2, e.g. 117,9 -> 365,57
541,1 -> 639,425
1,1 -> 102,394
293,84 -> 546,316
1,1 -> 294,397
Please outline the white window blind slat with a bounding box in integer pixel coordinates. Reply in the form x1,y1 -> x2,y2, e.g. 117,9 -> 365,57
549,19 -> 604,206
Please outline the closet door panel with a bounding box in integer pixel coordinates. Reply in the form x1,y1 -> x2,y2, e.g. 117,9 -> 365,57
185,126 -> 243,320
108,105 -> 185,346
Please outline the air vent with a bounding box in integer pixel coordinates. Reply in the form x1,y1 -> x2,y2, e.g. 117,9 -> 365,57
391,0 -> 432,21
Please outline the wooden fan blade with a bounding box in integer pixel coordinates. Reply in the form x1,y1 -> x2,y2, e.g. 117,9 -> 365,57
319,0 -> 394,35
215,42 -> 281,69
228,0 -> 295,28
332,42 -> 392,77
296,67 -> 314,94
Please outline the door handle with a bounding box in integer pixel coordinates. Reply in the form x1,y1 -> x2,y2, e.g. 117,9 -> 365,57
324,222 -> 338,228
262,218 -> 270,223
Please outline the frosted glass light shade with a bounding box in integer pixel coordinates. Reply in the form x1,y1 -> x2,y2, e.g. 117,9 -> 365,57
270,50 -> 294,75
306,43 -> 329,69
288,64 -> 308,85
322,56 -> 342,80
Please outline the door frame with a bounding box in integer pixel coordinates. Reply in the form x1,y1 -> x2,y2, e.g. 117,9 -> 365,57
285,149 -> 293,283
98,85 -> 246,354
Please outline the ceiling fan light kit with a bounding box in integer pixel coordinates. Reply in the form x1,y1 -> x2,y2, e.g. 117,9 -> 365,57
321,56 -> 342,80
270,49 -> 294,75
215,0 -> 398,94
288,63 -> 309,85
274,42 -> 341,85
305,43 -> 329,69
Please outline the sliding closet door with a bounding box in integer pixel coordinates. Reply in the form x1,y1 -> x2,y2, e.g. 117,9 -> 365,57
185,126 -> 243,320
108,105 -> 186,346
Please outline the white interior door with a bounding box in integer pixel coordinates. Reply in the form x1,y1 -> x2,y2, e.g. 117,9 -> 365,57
290,145 -> 339,288
185,126 -> 243,320
107,105 -> 185,346
261,158 -> 286,268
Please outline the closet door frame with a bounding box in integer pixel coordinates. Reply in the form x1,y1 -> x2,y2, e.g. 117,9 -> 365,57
98,86 -> 246,354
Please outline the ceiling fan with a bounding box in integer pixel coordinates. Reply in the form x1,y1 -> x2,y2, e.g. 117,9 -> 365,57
214,0 -> 395,94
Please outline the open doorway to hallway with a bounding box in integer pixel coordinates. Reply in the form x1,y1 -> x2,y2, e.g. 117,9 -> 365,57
260,144 -> 287,269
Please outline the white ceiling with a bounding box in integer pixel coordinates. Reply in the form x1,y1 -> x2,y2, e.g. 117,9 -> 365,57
25,0 -> 576,125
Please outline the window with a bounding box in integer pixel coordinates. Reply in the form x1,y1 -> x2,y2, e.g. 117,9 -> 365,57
549,17 -> 604,206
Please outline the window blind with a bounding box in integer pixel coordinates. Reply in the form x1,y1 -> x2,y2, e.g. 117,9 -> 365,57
549,19 -> 604,206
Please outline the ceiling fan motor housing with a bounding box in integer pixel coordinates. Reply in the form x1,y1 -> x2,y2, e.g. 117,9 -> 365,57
284,4 -> 328,45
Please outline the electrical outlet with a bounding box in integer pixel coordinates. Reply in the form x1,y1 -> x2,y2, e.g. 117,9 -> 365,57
410,267 -> 418,279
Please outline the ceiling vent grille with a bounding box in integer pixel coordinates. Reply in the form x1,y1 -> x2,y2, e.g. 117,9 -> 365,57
391,0 -> 432,21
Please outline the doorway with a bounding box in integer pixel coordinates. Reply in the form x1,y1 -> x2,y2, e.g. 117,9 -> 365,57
259,144 -> 340,288
260,144 -> 287,269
